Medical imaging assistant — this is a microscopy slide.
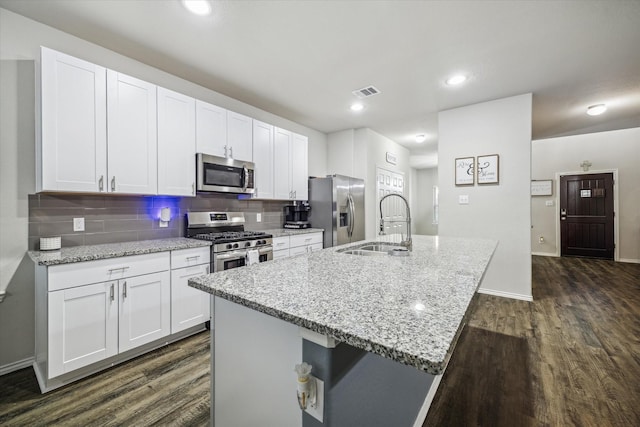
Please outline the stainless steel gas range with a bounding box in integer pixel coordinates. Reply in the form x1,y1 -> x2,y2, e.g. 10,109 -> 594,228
185,212 -> 273,272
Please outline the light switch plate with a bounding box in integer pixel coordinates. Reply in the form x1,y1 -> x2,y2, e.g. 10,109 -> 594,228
73,217 -> 85,232
545,200 -> 554,206
256,213 -> 262,222
459,195 -> 469,205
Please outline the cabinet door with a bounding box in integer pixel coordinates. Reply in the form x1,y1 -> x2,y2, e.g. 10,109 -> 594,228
291,133 -> 308,200
273,127 -> 292,200
40,47 -> 107,192
252,120 -> 274,199
119,271 -> 171,352
48,281 -> 118,378
157,87 -> 196,196
227,111 -> 253,162
107,70 -> 157,195
196,100 -> 227,157
171,264 -> 210,334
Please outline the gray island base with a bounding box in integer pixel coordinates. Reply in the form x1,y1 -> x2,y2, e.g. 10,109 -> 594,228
189,235 -> 497,426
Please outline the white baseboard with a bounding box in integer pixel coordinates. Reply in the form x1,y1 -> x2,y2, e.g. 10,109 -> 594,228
619,258 -> 640,264
531,251 -> 558,257
477,288 -> 533,302
0,356 -> 34,376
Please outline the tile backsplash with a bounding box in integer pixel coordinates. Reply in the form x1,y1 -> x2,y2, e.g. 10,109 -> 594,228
28,193 -> 290,250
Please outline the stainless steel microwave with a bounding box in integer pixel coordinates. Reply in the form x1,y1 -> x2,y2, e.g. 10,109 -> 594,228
196,153 -> 255,195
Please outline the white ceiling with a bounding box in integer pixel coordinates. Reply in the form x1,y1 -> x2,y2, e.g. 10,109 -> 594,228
2,0 -> 639,168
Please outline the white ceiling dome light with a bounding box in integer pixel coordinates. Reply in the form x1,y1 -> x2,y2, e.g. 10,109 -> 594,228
415,134 -> 427,143
182,0 -> 212,16
586,104 -> 607,116
350,102 -> 364,112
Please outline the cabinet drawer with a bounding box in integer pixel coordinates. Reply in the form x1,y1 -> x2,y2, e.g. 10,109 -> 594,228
273,236 -> 290,251
171,247 -> 210,269
289,245 -> 309,257
290,232 -> 323,248
273,249 -> 290,260
48,252 -> 170,292
308,243 -> 323,252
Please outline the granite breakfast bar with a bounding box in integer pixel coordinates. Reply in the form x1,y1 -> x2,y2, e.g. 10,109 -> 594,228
189,235 -> 497,426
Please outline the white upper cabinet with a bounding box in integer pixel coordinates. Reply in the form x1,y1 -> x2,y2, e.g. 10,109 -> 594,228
291,133 -> 309,200
106,70 -> 157,195
157,87 -> 196,196
40,47 -> 107,192
273,127 -> 292,200
196,100 -> 227,157
252,120 -> 274,199
226,111 -> 253,162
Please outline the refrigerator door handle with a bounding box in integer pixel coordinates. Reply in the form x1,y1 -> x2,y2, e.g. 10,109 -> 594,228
347,193 -> 355,238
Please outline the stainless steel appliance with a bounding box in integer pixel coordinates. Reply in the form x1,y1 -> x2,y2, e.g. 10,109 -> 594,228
186,212 -> 272,272
308,175 -> 365,248
283,201 -> 311,229
196,153 -> 255,194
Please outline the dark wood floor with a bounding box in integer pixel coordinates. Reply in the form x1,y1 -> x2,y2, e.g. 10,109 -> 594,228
1,256 -> 639,426
425,256 -> 640,426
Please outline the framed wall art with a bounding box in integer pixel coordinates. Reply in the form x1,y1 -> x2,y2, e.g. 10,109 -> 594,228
531,180 -> 553,196
477,154 -> 499,185
455,157 -> 475,186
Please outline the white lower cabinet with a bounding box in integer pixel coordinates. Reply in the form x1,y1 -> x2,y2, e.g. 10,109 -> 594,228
270,232 -> 323,261
118,271 -> 171,352
35,249 -> 210,393
170,247 -> 211,334
48,281 -> 118,378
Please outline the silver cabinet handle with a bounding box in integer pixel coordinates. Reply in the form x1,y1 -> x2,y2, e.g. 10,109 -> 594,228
110,283 -> 114,302
111,176 -> 116,192
108,266 -> 130,273
230,146 -> 234,158
294,190 -> 297,199
224,145 -> 228,158
186,255 -> 200,261
192,182 -> 195,195
122,281 -> 127,299
99,175 -> 104,192
206,266 -> 210,274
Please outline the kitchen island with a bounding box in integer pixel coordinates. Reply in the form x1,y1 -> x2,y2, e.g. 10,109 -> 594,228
189,235 -> 497,426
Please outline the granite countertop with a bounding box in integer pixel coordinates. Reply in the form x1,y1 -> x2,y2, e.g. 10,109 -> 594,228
29,238 -> 212,266
189,235 -> 497,374
257,228 -> 324,238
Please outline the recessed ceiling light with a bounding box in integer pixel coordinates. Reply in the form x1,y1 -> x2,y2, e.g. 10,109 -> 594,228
415,134 -> 427,143
350,103 -> 364,112
586,104 -> 607,116
445,74 -> 467,86
182,0 -> 212,16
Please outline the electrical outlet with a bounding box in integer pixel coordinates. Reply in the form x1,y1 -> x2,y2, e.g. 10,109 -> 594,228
305,376 -> 324,422
73,217 -> 85,232
256,213 -> 262,222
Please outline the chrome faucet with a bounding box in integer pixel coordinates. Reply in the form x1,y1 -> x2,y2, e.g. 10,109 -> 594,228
378,193 -> 412,251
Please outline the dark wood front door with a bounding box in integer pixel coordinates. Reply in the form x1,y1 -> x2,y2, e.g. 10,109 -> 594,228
560,173 -> 614,259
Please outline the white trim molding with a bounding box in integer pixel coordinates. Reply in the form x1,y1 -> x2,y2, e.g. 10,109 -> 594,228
531,252 -> 558,257
0,356 -> 34,376
619,258 -> 640,264
478,288 -> 533,302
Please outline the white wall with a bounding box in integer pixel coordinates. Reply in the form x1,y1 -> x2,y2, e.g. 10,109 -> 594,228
414,168 -> 438,235
438,94 -> 532,300
0,7 -> 327,370
531,127 -> 640,262
326,129 -> 356,178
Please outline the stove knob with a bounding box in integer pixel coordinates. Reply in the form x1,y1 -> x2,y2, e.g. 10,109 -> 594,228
233,243 -> 239,249
258,240 -> 265,245
226,244 -> 233,250
245,242 -> 251,247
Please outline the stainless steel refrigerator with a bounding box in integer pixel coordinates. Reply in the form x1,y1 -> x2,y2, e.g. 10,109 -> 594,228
308,175 -> 365,248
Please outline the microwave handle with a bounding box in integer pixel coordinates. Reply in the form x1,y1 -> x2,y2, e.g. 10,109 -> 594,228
242,166 -> 248,192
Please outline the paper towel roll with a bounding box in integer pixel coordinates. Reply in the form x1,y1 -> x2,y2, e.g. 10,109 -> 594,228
246,250 -> 259,265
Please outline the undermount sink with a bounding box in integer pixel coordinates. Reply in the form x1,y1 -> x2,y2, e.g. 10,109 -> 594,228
338,242 -> 410,257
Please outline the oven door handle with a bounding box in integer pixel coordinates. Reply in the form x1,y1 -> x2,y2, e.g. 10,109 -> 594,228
257,246 -> 273,255
215,250 -> 247,260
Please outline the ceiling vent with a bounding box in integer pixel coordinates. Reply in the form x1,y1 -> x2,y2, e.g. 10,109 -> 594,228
352,86 -> 381,99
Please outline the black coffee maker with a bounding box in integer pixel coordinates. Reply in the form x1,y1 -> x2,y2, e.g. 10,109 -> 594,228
283,201 -> 311,229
